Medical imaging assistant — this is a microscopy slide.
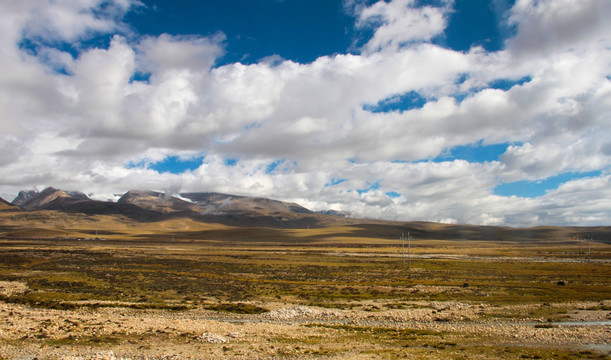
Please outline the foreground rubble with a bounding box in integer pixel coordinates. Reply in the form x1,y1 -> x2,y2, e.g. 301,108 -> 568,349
0,297 -> 609,359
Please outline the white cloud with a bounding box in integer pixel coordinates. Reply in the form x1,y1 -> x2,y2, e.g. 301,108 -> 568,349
0,136 -> 28,167
0,0 -> 609,227
71,36 -> 137,133
21,0 -> 138,42
507,0 -> 611,56
500,140 -> 609,182
357,0 -> 449,53
139,33 -> 224,73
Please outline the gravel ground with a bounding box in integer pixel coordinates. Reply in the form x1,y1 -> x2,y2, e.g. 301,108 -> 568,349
1,281 -> 609,359
1,297 -> 609,359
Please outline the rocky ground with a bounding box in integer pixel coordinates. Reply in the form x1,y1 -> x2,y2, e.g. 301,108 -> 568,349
0,281 -> 609,360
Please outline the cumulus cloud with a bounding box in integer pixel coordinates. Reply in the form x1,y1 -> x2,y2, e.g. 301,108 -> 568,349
507,0 -> 611,56
0,136 -> 28,167
21,0 -> 138,42
0,0 -> 609,226
356,0 -> 449,53
139,33 -> 224,73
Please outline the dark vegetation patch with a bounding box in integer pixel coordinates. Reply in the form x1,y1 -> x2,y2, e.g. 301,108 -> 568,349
308,324 -> 444,337
205,302 -> 269,314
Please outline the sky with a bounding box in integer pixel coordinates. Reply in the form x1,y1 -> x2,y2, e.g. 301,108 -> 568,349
1,0 -> 610,227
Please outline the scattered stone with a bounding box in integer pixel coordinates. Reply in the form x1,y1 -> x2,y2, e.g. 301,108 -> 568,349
263,306 -> 338,320
199,332 -> 228,343
0,300 -> 608,358
0,281 -> 28,296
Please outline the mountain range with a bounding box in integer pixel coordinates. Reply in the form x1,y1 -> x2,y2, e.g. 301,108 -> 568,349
5,187 -> 351,228
1,187 -> 610,243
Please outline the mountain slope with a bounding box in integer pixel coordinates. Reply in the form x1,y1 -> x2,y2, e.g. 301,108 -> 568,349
11,187 -> 163,221
179,192 -> 325,227
0,197 -> 18,211
179,192 -> 313,216
10,187 -> 336,227
334,222 -> 611,244
12,190 -> 41,207
118,190 -> 199,214
12,188 -> 89,210
116,190 -> 327,227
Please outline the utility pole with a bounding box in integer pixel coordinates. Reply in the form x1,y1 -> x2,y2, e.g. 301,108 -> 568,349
408,231 -> 412,270
401,232 -> 406,267
401,232 -> 413,270
588,235 -> 591,262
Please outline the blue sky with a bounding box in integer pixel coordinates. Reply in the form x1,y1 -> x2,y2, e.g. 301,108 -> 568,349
127,0 -> 358,65
123,0 -> 514,63
148,155 -> 205,174
494,171 -> 603,198
0,0 -> 610,226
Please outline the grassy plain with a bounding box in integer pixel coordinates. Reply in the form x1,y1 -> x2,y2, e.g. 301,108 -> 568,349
0,211 -> 609,359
